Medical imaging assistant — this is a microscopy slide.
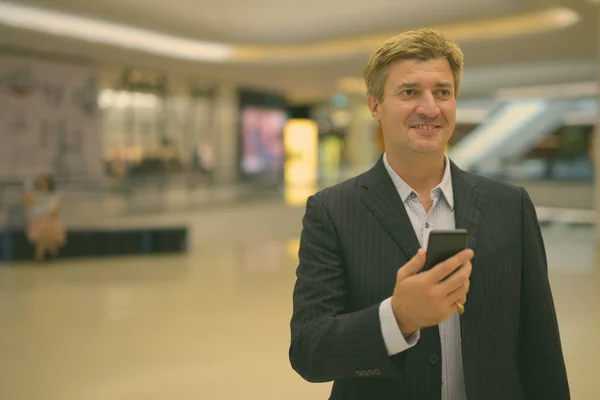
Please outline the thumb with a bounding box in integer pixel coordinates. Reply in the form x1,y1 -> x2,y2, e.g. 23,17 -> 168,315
397,248 -> 426,281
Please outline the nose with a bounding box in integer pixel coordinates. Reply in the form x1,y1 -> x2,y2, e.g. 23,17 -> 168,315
415,91 -> 440,119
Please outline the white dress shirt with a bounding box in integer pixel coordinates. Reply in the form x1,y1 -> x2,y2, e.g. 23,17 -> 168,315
378,153 -> 467,400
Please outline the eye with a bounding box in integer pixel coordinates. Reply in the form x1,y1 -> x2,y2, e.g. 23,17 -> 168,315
437,89 -> 451,97
401,89 -> 417,97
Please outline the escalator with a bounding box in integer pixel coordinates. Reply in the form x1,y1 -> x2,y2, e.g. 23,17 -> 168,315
449,99 -> 570,175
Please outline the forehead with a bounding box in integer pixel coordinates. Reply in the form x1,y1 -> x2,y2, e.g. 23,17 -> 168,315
385,58 -> 454,87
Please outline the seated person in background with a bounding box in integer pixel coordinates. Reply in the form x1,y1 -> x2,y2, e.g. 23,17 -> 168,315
24,175 -> 66,262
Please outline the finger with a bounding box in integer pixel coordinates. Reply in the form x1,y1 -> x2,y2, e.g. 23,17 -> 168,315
397,248 -> 426,281
426,249 -> 474,283
439,261 -> 472,294
447,282 -> 469,305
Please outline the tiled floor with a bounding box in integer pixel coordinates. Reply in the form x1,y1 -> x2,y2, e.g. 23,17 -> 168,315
0,201 -> 598,399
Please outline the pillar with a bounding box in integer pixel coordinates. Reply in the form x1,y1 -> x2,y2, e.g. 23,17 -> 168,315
213,83 -> 239,184
343,95 -> 377,173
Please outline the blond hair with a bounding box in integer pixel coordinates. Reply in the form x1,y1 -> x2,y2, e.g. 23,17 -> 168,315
364,29 -> 464,101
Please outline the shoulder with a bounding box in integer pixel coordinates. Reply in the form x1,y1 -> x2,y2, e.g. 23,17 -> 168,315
458,170 -> 540,226
311,171 -> 369,206
461,169 -> 525,201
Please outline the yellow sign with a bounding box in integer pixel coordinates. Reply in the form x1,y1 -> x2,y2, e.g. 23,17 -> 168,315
283,119 -> 319,206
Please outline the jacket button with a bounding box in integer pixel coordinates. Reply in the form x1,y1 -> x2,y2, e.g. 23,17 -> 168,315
429,353 -> 440,365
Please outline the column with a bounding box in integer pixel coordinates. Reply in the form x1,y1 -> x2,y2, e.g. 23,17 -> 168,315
213,83 -> 239,184
343,95 -> 377,174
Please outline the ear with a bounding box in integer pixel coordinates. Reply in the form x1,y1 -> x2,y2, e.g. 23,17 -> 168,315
367,95 -> 381,121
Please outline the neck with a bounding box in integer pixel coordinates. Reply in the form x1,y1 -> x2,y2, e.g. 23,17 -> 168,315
386,151 -> 446,195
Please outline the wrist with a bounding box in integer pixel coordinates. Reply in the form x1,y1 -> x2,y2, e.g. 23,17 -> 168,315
398,320 -> 418,338
391,299 -> 418,338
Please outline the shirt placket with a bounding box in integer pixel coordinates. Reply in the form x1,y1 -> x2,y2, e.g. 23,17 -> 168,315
420,191 -> 440,249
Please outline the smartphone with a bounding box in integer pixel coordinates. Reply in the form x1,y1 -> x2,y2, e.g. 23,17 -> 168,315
424,229 -> 469,271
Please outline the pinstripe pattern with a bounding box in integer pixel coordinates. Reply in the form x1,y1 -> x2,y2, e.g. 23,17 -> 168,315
289,156 -> 570,400
383,154 -> 465,400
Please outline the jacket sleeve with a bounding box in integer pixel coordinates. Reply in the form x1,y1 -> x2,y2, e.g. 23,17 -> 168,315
289,194 -> 406,383
518,188 -> 570,399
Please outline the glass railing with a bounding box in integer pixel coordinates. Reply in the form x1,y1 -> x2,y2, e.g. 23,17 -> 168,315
449,99 -> 568,174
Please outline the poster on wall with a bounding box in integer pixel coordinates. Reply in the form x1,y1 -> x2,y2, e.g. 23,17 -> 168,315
0,53 -> 102,182
239,106 -> 287,179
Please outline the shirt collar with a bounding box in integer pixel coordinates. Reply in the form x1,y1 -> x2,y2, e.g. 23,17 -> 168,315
383,152 -> 454,210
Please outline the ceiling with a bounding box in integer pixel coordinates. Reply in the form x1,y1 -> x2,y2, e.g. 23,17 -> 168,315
7,0 -> 522,44
0,0 -> 597,102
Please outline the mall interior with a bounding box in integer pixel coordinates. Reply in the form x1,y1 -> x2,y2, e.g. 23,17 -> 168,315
0,0 -> 599,398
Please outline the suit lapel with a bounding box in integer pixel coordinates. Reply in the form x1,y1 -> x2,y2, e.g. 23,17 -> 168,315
358,158 -> 487,260
450,162 -> 486,254
449,161 -> 488,363
359,157 -> 421,260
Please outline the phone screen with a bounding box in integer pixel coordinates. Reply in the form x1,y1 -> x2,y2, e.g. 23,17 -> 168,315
424,229 -> 469,271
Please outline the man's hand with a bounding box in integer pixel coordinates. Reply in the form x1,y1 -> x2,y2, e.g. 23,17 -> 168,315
391,248 -> 474,337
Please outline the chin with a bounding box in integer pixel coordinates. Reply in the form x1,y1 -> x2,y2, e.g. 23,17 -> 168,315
409,143 -> 445,155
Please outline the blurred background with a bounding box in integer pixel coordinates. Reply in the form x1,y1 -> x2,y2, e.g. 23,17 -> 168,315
0,0 -> 599,398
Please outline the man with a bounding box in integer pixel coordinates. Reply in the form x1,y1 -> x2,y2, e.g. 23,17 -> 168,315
289,29 -> 570,399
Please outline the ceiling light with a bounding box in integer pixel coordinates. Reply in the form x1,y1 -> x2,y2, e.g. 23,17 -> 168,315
441,7 -> 580,40
234,7 -> 581,63
0,1 -> 232,62
495,81 -> 597,100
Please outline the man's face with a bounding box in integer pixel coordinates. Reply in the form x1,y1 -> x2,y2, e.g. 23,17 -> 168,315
367,58 -> 457,157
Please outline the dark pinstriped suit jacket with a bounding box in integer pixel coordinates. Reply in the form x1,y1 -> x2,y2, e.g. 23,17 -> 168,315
289,157 -> 570,400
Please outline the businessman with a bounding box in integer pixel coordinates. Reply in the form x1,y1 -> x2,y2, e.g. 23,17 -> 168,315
289,29 -> 570,399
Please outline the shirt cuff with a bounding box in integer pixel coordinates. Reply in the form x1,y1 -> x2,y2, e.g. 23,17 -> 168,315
379,297 -> 420,356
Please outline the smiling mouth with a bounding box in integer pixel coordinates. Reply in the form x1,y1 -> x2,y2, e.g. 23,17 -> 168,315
411,124 -> 441,130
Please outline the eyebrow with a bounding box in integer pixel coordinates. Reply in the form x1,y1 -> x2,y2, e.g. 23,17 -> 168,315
435,82 -> 454,89
396,82 -> 454,89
